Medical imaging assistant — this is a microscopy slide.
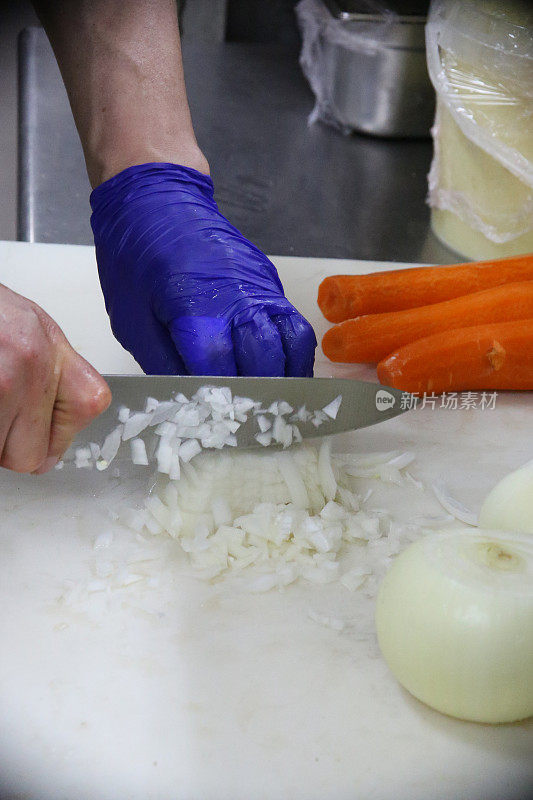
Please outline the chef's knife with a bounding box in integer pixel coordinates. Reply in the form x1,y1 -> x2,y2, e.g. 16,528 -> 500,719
71,376 -> 410,453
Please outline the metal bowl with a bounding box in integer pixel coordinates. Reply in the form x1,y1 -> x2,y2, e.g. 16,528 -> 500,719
320,0 -> 435,137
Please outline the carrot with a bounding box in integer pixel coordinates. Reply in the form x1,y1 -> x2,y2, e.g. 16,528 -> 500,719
377,319 -> 533,394
322,281 -> 533,364
318,254 -> 533,323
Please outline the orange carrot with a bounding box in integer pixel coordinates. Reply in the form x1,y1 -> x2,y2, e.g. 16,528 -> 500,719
377,319 -> 533,394
318,254 -> 533,323
322,281 -> 533,364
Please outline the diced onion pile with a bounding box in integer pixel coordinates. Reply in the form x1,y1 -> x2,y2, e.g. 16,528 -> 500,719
74,386 -> 418,594
119,441 -> 417,591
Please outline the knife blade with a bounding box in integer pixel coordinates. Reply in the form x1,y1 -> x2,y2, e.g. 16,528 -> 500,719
71,376 -> 410,454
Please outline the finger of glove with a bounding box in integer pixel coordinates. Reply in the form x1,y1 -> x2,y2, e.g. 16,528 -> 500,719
169,316 -> 238,376
232,311 -> 286,377
271,313 -> 317,377
127,317 -> 187,375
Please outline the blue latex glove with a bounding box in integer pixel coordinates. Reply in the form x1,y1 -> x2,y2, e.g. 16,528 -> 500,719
90,163 -> 316,376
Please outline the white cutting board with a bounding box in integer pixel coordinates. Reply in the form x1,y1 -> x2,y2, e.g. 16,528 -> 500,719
0,241 -> 532,800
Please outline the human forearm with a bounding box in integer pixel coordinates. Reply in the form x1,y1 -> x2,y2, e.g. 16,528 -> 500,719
33,0 -> 208,186
34,0 -> 316,379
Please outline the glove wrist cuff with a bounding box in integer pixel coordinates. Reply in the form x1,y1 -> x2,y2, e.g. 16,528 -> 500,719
90,162 -> 215,211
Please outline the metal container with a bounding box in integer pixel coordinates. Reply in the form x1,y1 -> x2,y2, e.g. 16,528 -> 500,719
319,0 -> 435,137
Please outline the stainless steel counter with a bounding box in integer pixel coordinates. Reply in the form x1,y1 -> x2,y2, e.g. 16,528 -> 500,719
17,27 -> 454,263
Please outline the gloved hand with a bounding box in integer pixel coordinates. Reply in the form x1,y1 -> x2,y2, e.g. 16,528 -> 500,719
90,163 -> 316,376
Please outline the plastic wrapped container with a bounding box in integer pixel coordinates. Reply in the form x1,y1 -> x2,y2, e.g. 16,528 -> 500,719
296,0 -> 434,137
426,0 -> 533,259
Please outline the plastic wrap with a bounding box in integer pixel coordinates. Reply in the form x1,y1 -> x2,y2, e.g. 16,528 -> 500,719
295,0 -> 399,134
426,0 -> 533,248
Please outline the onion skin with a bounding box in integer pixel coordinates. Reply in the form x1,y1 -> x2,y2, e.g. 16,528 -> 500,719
375,531 -> 533,724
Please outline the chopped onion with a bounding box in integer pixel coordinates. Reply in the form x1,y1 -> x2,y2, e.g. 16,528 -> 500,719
277,401 -> 293,416
277,452 -> 309,508
155,421 -> 177,437
233,396 -> 255,415
257,415 -> 271,433
116,443 -> 419,592
144,495 -> 171,529
89,442 -> 100,460
149,400 -> 179,426
120,508 -> 148,532
100,424 -> 124,465
386,452 -> 415,470
211,496 -> 232,527
130,438 -> 148,466
376,528 -> 533,723
75,446 -> 91,460
118,405 -> 130,423
272,416 -> 293,448
322,395 -> 342,420
93,531 -> 114,550
340,567 -> 371,592
432,482 -> 477,526
291,405 -> 312,423
144,397 -> 159,413
179,439 -> 202,463
122,412 -> 153,441
318,439 -> 337,501
303,560 -> 339,584
80,385 -> 343,478
78,385 -> 430,597
156,438 -> 173,475
95,560 -> 114,579
74,446 -> 92,469
169,455 -> 181,481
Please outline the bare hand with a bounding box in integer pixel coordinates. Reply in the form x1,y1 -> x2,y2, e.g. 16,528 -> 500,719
0,284 -> 111,474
